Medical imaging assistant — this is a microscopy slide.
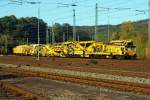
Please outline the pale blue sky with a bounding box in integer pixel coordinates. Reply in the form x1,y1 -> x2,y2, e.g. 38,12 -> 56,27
0,0 -> 148,26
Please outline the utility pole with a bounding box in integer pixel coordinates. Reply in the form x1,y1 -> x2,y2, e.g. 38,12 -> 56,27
148,0 -> 150,42
52,22 -> 55,44
78,34 -> 79,41
99,7 -> 131,43
67,25 -> 69,41
37,2 -> 40,61
57,2 -> 77,41
9,0 -> 41,60
100,7 -> 110,43
73,9 -> 76,41
107,8 -> 110,42
63,33 -> 65,42
4,35 -> 7,54
95,3 -> 98,41
91,34 -> 94,40
27,37 -> 29,45
49,29 -> 51,43
27,37 -> 28,45
145,0 -> 150,59
46,25 -> 49,44
25,32 -> 29,45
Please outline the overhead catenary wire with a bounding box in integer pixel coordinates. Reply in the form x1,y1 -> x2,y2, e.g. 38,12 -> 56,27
52,0 -> 147,26
0,0 -> 148,26
0,0 -> 148,43
41,0 -> 97,25
56,1 -> 78,41
0,3 -> 10,7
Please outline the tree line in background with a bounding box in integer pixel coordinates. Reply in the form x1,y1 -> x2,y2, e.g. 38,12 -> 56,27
52,23 -> 92,42
0,15 -> 92,54
0,15 -> 148,58
111,21 -> 148,58
0,15 -> 47,54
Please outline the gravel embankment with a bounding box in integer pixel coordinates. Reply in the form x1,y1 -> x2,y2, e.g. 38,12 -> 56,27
0,63 -> 150,85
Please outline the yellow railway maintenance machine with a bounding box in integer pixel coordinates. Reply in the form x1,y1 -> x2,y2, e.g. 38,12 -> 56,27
13,45 -> 33,56
12,40 -> 137,59
88,40 -> 136,59
109,40 -> 137,59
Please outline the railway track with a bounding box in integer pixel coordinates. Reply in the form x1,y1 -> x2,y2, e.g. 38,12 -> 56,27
0,82 -> 44,100
48,66 -> 150,79
0,67 -> 150,95
0,56 -> 150,79
0,90 -> 22,100
1,62 -> 149,79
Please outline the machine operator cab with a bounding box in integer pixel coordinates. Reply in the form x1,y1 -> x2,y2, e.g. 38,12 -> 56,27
110,40 -> 137,59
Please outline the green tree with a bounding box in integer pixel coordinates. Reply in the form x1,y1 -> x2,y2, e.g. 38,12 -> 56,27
133,32 -> 146,58
0,15 -> 47,54
53,23 -> 63,42
111,32 -> 120,40
76,29 -> 91,41
0,15 -> 18,35
0,34 -> 13,54
120,21 -> 135,39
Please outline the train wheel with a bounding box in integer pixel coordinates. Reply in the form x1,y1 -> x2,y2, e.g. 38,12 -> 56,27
116,55 -> 125,59
112,55 -> 116,59
89,54 -> 95,59
130,55 -> 137,60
